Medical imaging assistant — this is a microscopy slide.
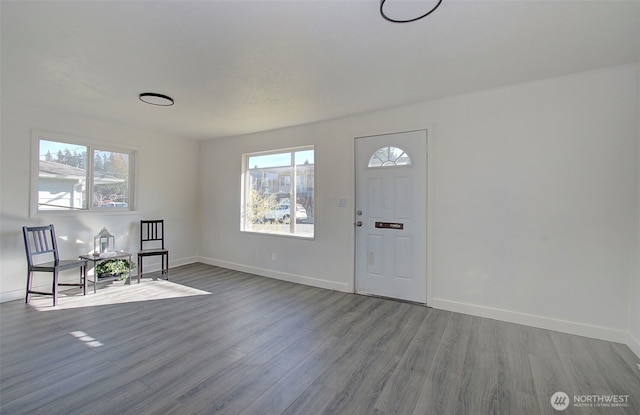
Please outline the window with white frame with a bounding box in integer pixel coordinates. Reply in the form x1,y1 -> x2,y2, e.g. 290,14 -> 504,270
368,146 -> 411,167
32,130 -> 135,213
242,146 -> 314,238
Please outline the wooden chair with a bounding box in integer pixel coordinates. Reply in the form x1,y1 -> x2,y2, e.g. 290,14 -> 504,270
22,225 -> 87,306
137,220 -> 169,283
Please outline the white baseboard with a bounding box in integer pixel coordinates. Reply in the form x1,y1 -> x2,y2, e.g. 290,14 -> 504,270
627,332 -> 640,360
430,297 -> 631,346
0,290 -> 25,303
198,257 -> 352,293
137,256 -> 198,276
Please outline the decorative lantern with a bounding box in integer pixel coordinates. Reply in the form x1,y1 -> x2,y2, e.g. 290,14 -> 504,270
94,227 -> 115,255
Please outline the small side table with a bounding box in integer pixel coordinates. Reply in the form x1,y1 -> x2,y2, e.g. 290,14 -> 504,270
80,252 -> 133,293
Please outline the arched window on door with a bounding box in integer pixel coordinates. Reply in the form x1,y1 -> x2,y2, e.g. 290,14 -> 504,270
368,146 -> 412,167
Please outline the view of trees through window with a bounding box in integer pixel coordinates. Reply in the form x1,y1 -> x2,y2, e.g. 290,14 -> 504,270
92,150 -> 130,207
243,147 -> 314,238
38,139 -> 132,211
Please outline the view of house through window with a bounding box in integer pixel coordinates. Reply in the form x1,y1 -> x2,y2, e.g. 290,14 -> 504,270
242,146 -> 314,238
36,136 -> 134,211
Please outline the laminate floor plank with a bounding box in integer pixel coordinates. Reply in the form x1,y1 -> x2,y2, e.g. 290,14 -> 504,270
0,345 -> 107,405
456,347 -> 500,415
1,329 -> 93,379
268,299 -> 357,364
372,352 -> 428,415
121,348 -> 247,415
431,311 -> 473,375
1,263 -> 638,415
311,322 -> 398,391
280,383 -> 340,415
239,336 -> 349,415
374,304 -> 426,357
173,352 -> 290,415
581,339 -> 640,412
550,331 -> 616,395
75,379 -> 154,415
373,308 -> 448,413
494,322 -> 540,413
528,350 -> 592,415
612,342 -> 640,378
1,361 -> 121,414
411,365 -> 461,415
189,362 -> 288,415
317,349 -> 400,415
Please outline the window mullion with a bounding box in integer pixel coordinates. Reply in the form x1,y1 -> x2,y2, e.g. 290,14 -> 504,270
87,147 -> 95,210
290,152 -> 297,234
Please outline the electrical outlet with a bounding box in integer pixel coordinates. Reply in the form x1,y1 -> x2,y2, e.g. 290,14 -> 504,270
271,252 -> 277,262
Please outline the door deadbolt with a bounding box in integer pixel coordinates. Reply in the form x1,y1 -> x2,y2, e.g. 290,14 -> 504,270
356,210 -> 363,216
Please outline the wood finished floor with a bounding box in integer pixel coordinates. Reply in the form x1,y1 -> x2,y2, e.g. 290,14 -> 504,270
1,263 -> 638,415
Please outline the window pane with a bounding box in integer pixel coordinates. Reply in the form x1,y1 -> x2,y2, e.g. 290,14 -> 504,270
368,146 -> 411,167
34,132 -> 135,214
38,140 -> 88,210
248,152 -> 292,169
93,150 -> 130,208
243,147 -> 314,238
295,149 -> 314,166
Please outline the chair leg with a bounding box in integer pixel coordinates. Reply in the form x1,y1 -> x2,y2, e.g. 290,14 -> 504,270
138,255 -> 142,284
25,270 -> 33,303
53,270 -> 59,307
164,253 -> 169,280
82,265 -> 87,296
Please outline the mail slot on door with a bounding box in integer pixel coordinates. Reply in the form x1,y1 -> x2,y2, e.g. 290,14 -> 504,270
375,222 -> 404,230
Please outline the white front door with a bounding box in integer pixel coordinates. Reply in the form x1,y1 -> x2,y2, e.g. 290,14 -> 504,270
355,130 -> 427,303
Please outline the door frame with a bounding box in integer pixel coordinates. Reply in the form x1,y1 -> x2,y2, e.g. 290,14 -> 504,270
353,128 -> 434,306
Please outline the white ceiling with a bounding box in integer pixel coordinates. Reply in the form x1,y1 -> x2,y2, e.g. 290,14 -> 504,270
2,0 -> 639,140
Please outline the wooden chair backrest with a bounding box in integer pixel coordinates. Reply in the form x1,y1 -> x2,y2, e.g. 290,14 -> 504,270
140,220 -> 165,250
23,224 -> 59,266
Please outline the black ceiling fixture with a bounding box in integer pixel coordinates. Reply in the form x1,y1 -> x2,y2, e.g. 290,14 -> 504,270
139,93 -> 174,106
380,0 -> 444,23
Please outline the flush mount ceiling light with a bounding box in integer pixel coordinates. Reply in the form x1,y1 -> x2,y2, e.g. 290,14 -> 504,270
139,93 -> 174,106
380,0 -> 444,23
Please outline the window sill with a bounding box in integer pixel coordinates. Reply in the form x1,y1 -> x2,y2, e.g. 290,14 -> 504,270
240,229 -> 315,241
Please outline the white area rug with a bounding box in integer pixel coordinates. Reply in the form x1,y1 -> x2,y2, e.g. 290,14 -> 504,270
29,279 -> 210,311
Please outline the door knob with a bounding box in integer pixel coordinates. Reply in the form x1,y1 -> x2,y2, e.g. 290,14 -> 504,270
356,221 -> 363,227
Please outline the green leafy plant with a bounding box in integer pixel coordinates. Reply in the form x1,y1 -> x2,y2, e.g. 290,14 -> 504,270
96,259 -> 136,280
248,189 -> 279,224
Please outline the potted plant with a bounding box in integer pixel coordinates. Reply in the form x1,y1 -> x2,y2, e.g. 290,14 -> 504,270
96,258 -> 135,282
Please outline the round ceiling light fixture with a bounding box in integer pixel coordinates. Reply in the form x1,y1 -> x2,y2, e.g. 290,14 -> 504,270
139,92 -> 174,106
380,0 -> 444,23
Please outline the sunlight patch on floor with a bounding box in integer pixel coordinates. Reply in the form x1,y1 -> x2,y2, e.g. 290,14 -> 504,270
70,330 -> 103,347
29,279 -> 211,311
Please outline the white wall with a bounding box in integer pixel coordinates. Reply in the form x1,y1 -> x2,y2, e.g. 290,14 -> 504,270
0,101 -> 200,302
2,63 -> 637,355
198,121 -> 355,292
630,64 -> 640,357
199,63 -> 639,349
